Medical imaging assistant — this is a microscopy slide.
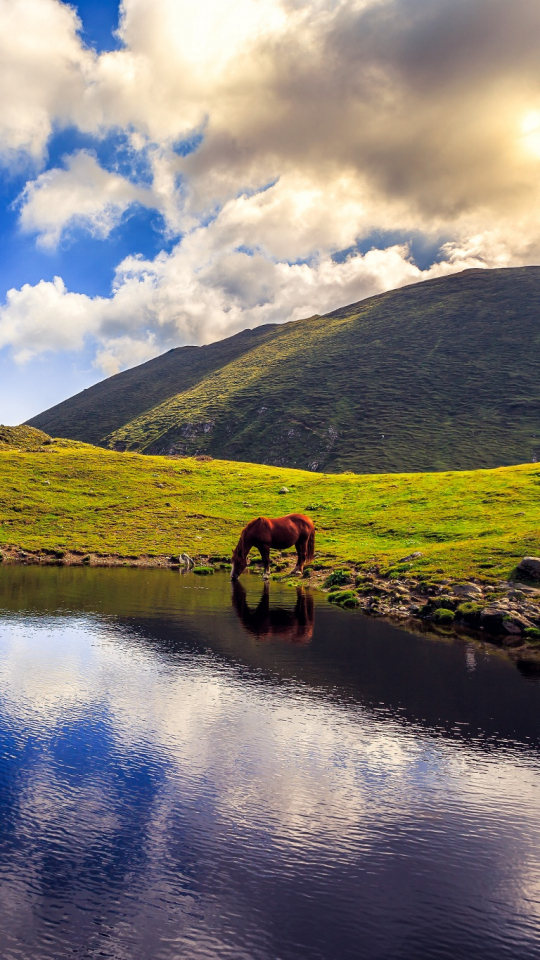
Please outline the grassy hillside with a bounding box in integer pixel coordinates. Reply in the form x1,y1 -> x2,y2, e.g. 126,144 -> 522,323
103,267 -> 540,473
0,439 -> 539,582
27,267 -> 540,473
27,323 -> 282,445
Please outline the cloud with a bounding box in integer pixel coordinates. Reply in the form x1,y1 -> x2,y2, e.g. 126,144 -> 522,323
0,0 -> 91,164
2,0 -> 540,378
0,182 -> 484,374
0,275 -> 103,361
18,150 -> 157,249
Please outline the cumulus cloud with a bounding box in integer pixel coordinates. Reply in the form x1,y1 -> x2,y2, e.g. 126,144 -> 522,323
0,190 -> 484,374
2,0 -> 540,374
0,0 -> 91,164
18,150 -> 158,248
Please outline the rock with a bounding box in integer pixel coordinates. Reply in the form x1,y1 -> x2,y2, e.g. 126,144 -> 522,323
391,586 -> 410,597
278,487 -> 289,494
504,614 -> 534,632
398,551 -> 423,562
454,583 -> 483,597
502,620 -> 522,635
517,557 -> 540,580
501,634 -> 524,648
480,607 -> 504,633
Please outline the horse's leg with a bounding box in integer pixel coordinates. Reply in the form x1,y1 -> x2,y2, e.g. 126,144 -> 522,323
293,536 -> 307,574
260,544 -> 271,580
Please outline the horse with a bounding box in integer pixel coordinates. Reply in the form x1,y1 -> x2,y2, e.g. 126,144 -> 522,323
232,580 -> 314,644
231,513 -> 315,580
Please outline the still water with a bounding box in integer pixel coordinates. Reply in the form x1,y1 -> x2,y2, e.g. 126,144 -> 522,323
1,567 -> 540,960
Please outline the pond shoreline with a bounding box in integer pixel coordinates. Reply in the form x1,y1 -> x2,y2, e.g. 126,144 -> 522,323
2,544 -> 540,659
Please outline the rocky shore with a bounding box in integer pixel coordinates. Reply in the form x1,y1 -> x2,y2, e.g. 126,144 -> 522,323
2,545 -> 540,653
319,557 -> 540,652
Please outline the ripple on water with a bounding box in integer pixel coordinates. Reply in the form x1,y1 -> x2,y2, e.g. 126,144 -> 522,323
0,568 -> 540,959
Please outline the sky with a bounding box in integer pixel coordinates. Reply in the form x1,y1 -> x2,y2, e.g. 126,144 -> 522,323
1,0 -> 540,424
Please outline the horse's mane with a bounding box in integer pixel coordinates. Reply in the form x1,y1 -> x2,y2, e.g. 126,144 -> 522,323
235,530 -> 247,558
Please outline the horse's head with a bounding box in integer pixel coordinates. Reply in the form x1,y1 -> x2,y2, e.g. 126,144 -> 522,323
231,543 -> 248,580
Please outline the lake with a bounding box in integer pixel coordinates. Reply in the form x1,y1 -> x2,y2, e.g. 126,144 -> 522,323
1,566 -> 540,960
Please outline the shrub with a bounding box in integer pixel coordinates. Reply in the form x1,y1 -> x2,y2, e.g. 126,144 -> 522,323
432,608 -> 455,624
193,566 -> 213,575
324,569 -> 351,588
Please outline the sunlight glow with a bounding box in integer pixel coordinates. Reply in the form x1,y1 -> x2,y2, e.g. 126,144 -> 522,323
521,111 -> 540,158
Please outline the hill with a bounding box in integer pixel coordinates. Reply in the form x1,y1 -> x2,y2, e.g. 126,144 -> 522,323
27,323 -> 282,445
0,424 -> 51,450
1,442 -> 540,583
29,267 -> 540,472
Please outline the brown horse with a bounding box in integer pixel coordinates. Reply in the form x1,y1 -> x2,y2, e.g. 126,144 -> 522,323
231,513 -> 315,580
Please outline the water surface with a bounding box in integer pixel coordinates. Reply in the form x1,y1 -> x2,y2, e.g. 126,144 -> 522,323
1,566 -> 540,960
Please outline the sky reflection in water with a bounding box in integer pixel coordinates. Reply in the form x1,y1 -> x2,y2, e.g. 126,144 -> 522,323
1,567 -> 540,960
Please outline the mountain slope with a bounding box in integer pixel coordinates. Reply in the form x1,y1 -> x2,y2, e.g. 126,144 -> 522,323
28,266 -> 540,473
104,267 -> 540,473
28,323 -> 283,444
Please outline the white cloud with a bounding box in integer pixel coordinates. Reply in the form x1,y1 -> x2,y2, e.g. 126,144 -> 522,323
18,150 -> 157,249
0,180 -> 486,374
2,0 -> 540,379
0,275 -> 103,361
0,0 -> 91,164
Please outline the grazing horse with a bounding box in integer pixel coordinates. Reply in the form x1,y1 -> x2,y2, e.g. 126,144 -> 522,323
231,513 -> 315,580
232,580 -> 314,644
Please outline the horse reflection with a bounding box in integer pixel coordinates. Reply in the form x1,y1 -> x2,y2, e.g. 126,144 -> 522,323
232,580 -> 314,645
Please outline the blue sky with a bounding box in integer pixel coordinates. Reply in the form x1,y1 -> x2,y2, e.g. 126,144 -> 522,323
1,0 -> 539,425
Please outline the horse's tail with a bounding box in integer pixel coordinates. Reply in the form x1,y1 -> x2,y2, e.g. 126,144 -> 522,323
306,526 -> 315,563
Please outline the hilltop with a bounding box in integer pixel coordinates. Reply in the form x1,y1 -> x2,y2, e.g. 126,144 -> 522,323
29,267 -> 540,473
0,424 -> 51,451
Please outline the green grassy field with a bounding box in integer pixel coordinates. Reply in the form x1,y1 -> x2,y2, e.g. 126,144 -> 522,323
28,266 -> 540,474
1,432 -> 539,581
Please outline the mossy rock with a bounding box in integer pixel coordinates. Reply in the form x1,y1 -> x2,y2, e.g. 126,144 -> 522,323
432,597 -> 456,611
455,601 -> 483,626
524,627 -> 540,642
432,607 -> 455,624
193,566 -> 214,575
324,569 -> 351,588
328,589 -> 359,608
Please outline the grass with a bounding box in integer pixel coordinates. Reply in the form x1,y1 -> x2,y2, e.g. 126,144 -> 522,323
28,266 -> 540,475
28,326 -> 282,445
0,438 -> 539,581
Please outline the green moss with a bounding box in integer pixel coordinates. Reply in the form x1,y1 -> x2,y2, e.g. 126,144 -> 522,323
432,598 -> 456,611
432,608 -> 455,624
455,602 -> 483,626
524,627 -> 540,642
328,590 -> 359,608
193,566 -> 214,575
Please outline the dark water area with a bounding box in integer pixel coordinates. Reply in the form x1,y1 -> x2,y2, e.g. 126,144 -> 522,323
1,567 -> 540,960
